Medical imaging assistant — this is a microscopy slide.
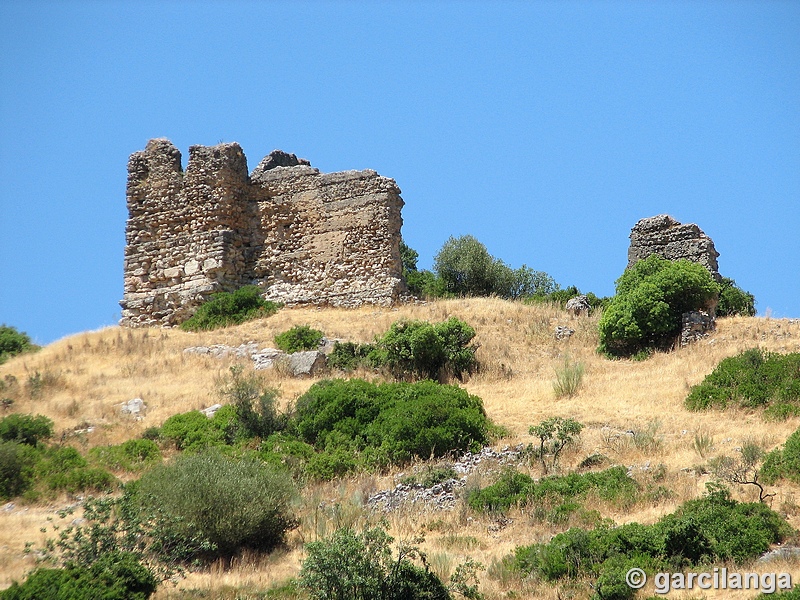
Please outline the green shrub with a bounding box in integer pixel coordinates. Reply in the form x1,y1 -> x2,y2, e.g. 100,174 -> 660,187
0,325 -> 37,364
433,235 -> 556,299
404,268 -> 448,299
685,349 -> 800,415
510,485 -> 791,594
89,439 -> 161,472
36,446 -> 116,494
372,317 -> 477,381
0,441 -> 39,500
467,470 -> 535,513
467,467 -> 637,514
0,551 -> 157,600
717,277 -> 756,317
598,255 -> 720,357
299,525 -> 451,600
529,416 -> 583,474
180,286 -> 281,331
160,405 -> 237,451
0,413 -> 53,445
274,325 -> 324,353
762,427 -> 800,485
327,341 -> 376,372
135,450 -> 296,557
219,365 -> 284,440
295,379 -> 489,472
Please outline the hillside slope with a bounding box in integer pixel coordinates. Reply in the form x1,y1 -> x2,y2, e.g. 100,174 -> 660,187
1,298 -> 799,598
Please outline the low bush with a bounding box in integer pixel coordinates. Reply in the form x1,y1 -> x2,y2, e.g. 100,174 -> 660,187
89,439 -> 161,472
0,325 -> 37,364
467,467 -> 637,515
510,486 -> 791,598
274,325 -> 324,353
134,450 -> 297,558
180,286 -> 281,331
371,317 -> 478,381
717,277 -> 756,317
299,525 -> 453,600
762,427 -> 800,485
294,379 -> 489,472
35,446 -> 116,494
0,441 -> 38,500
433,235 -> 557,300
0,551 -> 157,600
598,255 -> 720,357
685,349 -> 800,417
327,341 -> 376,372
0,413 -> 53,446
160,405 -> 238,451
219,365 -> 284,440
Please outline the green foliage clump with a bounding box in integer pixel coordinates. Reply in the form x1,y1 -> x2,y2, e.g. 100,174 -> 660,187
467,467 -> 637,515
598,255 -> 721,357
299,525 -> 453,600
0,551 -> 157,600
274,325 -> 324,353
160,405 -> 238,451
685,349 -> 800,417
433,235 -> 556,299
89,439 -> 161,472
510,486 -> 791,598
0,441 -> 39,500
180,286 -> 281,331
294,379 -> 489,474
219,365 -> 284,440
35,446 -> 116,495
0,325 -> 38,364
762,427 -> 800,485
372,317 -> 477,381
135,450 -> 296,558
327,341 -> 376,372
529,417 -> 584,474
717,276 -> 756,317
0,413 -> 53,445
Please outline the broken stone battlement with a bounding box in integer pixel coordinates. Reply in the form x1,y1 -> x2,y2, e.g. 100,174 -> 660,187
121,139 -> 406,327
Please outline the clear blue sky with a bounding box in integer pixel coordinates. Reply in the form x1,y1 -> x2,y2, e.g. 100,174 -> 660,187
1,1 -> 798,345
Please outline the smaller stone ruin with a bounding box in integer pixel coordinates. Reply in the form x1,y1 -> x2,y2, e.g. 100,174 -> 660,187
627,214 -> 720,281
627,214 -> 722,346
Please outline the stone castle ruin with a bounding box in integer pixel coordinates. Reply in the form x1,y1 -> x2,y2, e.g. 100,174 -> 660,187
627,214 -> 722,345
120,139 -> 407,327
627,214 -> 721,281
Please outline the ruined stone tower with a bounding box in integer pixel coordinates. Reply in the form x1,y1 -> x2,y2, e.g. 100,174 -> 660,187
627,214 -> 721,281
121,139 -> 407,327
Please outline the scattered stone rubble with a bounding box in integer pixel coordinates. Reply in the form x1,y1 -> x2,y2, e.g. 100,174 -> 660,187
367,445 -> 525,512
680,310 -> 715,347
554,325 -> 575,340
183,341 -> 329,377
565,295 -> 590,317
121,139 -> 408,328
120,397 -> 146,418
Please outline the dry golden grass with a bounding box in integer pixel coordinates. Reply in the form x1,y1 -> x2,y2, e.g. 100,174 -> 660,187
1,299 -> 800,597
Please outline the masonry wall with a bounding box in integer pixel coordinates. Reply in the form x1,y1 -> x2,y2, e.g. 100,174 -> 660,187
120,139 -> 407,327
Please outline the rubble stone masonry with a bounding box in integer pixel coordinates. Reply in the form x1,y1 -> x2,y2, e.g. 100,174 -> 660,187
121,139 -> 407,327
